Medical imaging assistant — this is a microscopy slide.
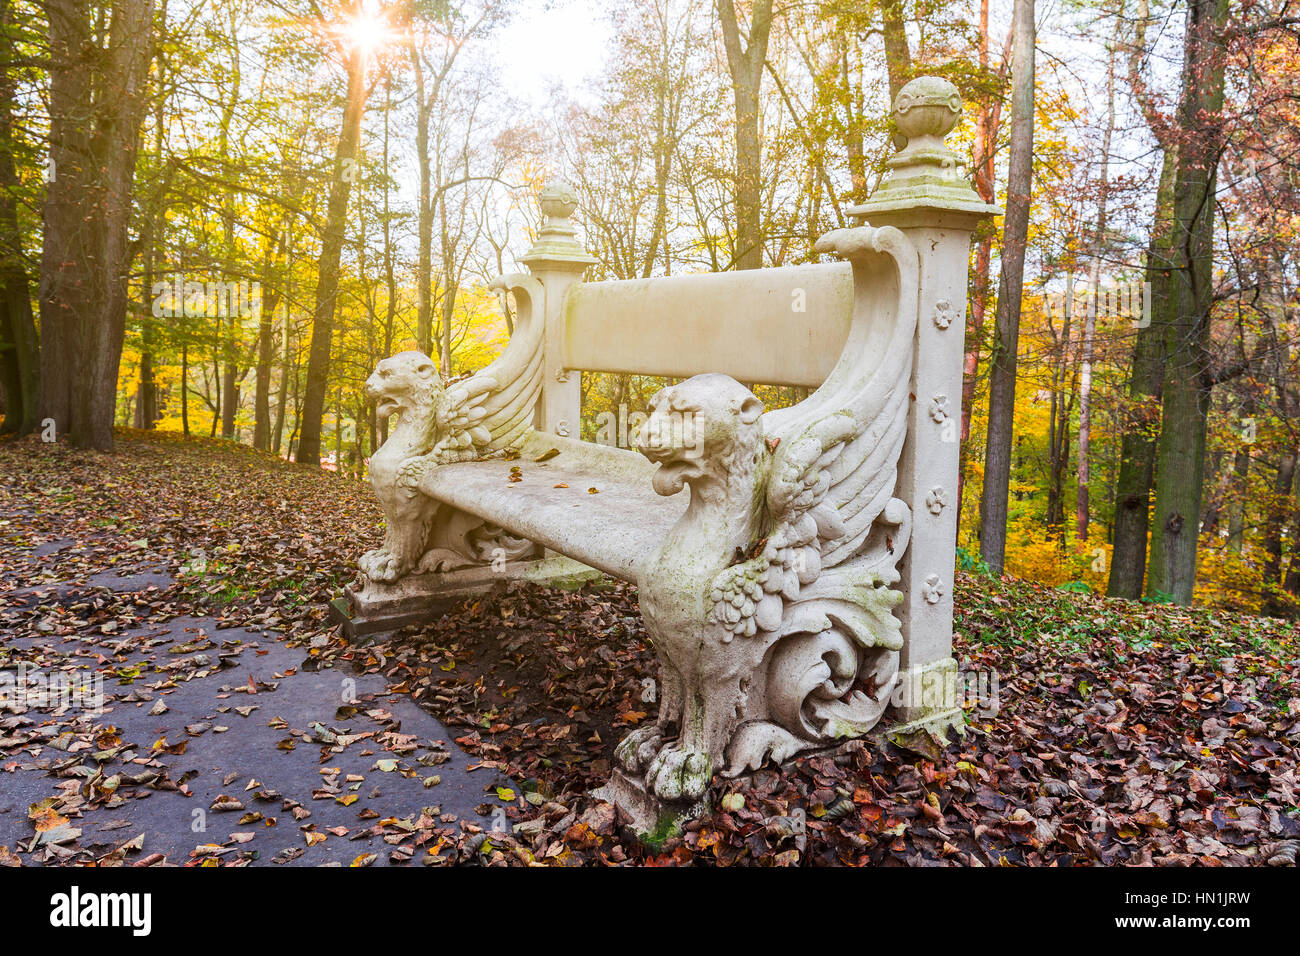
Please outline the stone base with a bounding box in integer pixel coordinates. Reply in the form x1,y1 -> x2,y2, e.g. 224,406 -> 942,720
890,657 -> 963,724
330,554 -> 604,640
593,700 -> 965,846
887,706 -> 967,739
590,769 -> 707,845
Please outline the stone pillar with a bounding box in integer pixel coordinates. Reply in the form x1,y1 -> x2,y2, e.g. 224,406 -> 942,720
520,182 -> 597,440
848,78 -> 1000,728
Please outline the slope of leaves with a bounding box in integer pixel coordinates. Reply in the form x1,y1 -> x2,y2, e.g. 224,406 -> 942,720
2,430 -> 1297,866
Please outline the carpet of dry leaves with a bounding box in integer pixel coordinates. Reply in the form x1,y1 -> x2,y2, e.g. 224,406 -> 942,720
2,430 -> 1297,866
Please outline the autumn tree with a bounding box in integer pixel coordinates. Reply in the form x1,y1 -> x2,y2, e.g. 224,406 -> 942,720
716,0 -> 774,270
297,1 -> 378,468
979,0 -> 1035,573
38,0 -> 154,450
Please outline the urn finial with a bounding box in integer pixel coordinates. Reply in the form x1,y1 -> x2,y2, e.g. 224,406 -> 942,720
538,180 -> 579,221
893,76 -> 963,146
846,74 -> 1000,223
522,179 -> 597,268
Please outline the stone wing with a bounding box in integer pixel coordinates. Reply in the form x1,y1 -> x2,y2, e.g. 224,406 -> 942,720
434,274 -> 546,461
764,225 -> 919,575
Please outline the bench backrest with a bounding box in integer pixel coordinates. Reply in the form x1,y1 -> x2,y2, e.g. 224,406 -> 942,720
560,264 -> 855,388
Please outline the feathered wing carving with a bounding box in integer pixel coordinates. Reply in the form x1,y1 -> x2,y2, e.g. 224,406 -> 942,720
398,274 -> 545,486
765,226 -> 918,574
715,225 -> 921,774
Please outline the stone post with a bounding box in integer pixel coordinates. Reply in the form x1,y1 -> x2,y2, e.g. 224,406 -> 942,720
848,77 -> 1000,728
520,181 -> 597,440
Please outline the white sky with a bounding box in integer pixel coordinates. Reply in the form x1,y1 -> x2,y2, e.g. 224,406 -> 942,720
495,0 -> 614,107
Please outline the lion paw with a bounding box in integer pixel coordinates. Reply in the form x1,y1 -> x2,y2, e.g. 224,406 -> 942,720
646,746 -> 712,803
359,548 -> 409,583
615,725 -> 665,773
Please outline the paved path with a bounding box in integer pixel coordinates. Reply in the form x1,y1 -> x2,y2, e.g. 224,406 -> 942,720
1,557 -> 515,866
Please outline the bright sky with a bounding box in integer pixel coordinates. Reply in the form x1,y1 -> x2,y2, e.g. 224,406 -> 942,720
494,0 -> 614,107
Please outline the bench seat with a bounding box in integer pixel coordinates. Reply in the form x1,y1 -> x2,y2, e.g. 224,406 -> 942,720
419,433 -> 686,581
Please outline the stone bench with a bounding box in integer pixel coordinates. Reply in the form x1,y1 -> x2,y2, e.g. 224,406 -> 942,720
332,77 -> 999,822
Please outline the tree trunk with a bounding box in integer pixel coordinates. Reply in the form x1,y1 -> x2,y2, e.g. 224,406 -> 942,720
716,0 -> 773,271
1046,304 -> 1074,537
135,212 -> 159,430
642,10 -> 675,278
410,42 -> 433,355
1226,422 -> 1251,552
1262,449 -> 1298,615
272,305 -> 290,456
180,338 -> 189,436
36,0 -> 90,437
879,0 -> 912,148
1077,27 -> 1118,542
220,343 -> 239,438
978,0 -> 1035,573
252,230 -> 284,451
957,0 -> 1007,530
334,392 -> 343,473
1285,482 -> 1300,603
135,48 -> 167,433
209,348 -> 220,438
438,194 -> 455,373
38,0 -> 153,451
0,264 -> 38,437
297,38 -> 368,468
1144,0 -> 1229,604
0,0 -> 39,436
1107,148 -> 1175,597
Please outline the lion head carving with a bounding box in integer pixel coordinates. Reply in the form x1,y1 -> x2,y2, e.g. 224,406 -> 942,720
365,351 -> 443,423
636,373 -> 765,497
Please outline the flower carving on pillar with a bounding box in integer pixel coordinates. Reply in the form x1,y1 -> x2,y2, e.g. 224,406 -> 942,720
932,298 -> 954,330
926,486 -> 947,515
929,394 -> 951,424
922,574 -> 945,604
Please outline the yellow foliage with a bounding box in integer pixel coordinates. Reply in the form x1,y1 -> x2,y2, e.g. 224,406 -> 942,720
1194,542 -> 1266,614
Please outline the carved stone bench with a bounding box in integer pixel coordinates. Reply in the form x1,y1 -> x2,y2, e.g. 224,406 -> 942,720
332,77 -> 998,824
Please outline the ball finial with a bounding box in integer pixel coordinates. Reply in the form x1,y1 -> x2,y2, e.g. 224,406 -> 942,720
539,181 -> 579,220
893,76 -> 962,143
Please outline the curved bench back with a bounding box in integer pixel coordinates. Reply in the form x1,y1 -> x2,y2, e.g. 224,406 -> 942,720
560,263 -> 854,388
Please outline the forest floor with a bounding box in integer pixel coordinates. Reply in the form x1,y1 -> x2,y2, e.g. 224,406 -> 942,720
1,429 -> 1297,866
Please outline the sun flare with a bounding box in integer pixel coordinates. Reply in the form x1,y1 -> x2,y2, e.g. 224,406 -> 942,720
335,4 -> 395,59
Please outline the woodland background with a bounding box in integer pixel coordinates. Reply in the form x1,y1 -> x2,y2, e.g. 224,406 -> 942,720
1,0 -> 1299,616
